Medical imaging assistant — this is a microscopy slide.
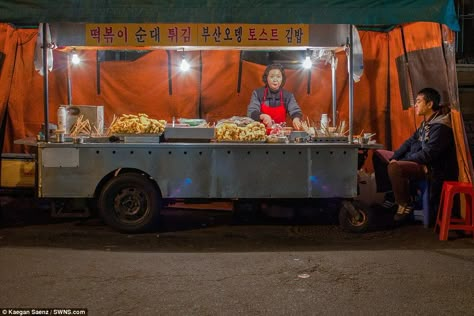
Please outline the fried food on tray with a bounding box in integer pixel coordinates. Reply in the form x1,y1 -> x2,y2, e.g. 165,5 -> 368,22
70,115 -> 92,137
215,119 -> 266,142
109,113 -> 166,134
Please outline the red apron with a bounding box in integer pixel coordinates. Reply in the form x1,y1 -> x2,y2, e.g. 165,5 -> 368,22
260,88 -> 286,124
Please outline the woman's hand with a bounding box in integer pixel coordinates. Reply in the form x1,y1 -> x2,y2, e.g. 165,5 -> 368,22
292,117 -> 302,130
260,114 -> 273,127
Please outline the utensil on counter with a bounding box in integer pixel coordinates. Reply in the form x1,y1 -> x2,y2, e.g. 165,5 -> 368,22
289,131 -> 308,142
73,137 -> 84,144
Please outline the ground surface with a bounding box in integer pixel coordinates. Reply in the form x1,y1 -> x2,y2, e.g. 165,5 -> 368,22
0,198 -> 473,315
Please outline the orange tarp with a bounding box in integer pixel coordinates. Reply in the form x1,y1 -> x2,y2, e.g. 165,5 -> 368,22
0,22 -> 471,182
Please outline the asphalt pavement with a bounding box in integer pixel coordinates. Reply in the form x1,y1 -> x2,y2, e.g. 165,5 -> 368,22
0,198 -> 473,315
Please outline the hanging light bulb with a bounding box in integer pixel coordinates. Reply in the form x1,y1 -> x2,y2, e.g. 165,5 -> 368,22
180,51 -> 190,72
302,49 -> 312,69
71,49 -> 80,65
180,58 -> 190,71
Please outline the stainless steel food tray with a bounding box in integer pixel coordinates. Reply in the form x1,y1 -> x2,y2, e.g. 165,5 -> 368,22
164,127 -> 214,142
216,140 -> 266,143
312,136 -> 348,143
113,133 -> 162,143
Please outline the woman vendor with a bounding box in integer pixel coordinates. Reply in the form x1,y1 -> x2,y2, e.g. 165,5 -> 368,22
247,64 -> 303,130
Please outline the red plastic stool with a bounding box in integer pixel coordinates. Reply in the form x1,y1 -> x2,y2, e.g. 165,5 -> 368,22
435,181 -> 474,241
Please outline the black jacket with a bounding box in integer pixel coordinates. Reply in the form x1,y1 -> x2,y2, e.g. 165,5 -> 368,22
392,112 -> 458,182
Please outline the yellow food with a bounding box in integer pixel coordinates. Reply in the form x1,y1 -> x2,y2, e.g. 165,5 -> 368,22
109,113 -> 166,134
216,121 -> 266,142
70,115 -> 92,137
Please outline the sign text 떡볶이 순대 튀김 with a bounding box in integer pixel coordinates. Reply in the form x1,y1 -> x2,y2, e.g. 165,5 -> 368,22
85,24 -> 309,47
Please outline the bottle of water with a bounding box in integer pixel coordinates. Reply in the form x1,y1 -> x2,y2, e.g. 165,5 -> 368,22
321,114 -> 329,130
57,106 -> 67,132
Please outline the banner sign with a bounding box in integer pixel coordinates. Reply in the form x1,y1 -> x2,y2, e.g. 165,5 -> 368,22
85,24 -> 309,47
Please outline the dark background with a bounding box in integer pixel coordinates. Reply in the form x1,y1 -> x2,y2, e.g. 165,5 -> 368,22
456,0 -> 474,62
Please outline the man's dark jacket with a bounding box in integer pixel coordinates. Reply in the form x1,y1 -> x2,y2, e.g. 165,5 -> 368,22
392,112 -> 458,183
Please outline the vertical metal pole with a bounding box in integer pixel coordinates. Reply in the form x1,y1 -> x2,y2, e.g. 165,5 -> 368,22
306,68 -> 311,95
237,51 -> 243,94
385,37 -> 392,150
348,25 -> 354,143
66,52 -> 72,105
42,23 -> 50,142
166,50 -> 172,95
331,53 -> 337,127
96,50 -> 101,95
198,51 -> 203,118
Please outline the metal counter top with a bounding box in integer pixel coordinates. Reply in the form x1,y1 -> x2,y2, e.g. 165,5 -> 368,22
15,136 -> 383,150
35,140 -> 383,149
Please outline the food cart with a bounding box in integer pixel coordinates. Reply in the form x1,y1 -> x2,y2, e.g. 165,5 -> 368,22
1,1 -> 470,234
28,22 -> 379,233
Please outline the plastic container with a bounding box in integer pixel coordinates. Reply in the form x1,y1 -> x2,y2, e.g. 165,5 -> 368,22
57,106 -> 67,132
55,131 -> 65,143
321,114 -> 329,130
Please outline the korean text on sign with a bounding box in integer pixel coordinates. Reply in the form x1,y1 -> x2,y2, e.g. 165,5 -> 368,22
85,24 -> 308,47
197,24 -> 308,46
86,24 -> 198,46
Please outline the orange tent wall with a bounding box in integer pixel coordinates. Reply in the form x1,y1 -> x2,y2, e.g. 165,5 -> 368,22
0,22 -> 471,181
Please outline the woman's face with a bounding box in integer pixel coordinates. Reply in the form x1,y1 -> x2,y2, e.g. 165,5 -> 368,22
266,69 -> 283,91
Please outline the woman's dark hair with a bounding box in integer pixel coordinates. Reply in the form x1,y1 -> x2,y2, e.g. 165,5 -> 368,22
262,63 -> 286,87
418,87 -> 441,111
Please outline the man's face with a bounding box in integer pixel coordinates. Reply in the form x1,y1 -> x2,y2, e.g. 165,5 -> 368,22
267,69 -> 283,91
414,94 -> 432,116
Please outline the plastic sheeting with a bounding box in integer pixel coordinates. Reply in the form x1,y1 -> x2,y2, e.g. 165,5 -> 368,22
0,0 -> 460,31
34,23 -> 53,76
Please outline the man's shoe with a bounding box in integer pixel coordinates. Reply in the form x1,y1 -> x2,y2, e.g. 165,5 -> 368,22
382,199 -> 397,209
394,204 -> 414,222
381,191 -> 396,210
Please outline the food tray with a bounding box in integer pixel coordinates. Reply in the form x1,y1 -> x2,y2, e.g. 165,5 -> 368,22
85,136 -> 111,143
216,139 -> 266,143
289,131 -> 308,142
123,136 -> 160,143
164,127 -> 214,142
266,136 -> 288,143
113,133 -> 163,137
312,136 -> 348,143
177,118 -> 207,126
113,133 -> 162,143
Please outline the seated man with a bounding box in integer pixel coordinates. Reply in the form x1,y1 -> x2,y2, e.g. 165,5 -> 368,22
373,87 -> 458,222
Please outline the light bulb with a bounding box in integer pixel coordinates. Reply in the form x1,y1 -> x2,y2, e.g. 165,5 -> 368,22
180,58 -> 190,71
302,55 -> 312,69
71,51 -> 80,65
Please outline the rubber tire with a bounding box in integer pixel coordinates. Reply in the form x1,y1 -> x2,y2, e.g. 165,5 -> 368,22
98,173 -> 161,233
339,200 -> 373,233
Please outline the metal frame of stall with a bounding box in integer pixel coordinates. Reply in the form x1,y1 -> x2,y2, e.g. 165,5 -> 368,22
41,23 -> 357,144
35,23 -> 375,233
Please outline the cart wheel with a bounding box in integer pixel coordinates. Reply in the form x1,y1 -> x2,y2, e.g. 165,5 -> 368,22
98,173 -> 161,233
339,200 -> 373,233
